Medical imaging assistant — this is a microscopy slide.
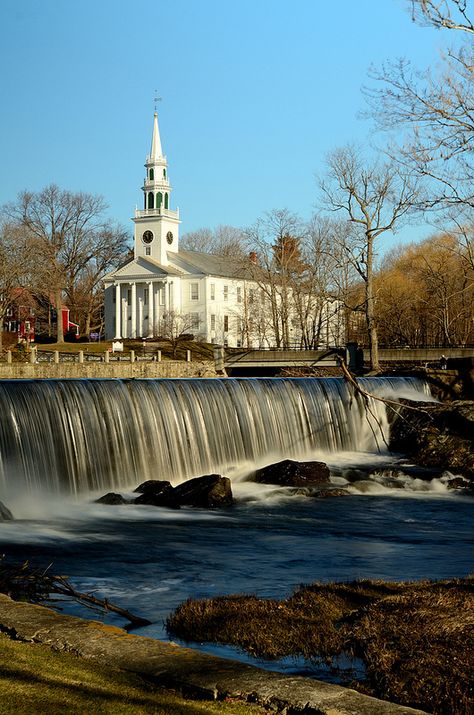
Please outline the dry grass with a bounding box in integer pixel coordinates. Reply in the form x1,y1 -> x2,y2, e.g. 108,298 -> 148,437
167,577 -> 474,715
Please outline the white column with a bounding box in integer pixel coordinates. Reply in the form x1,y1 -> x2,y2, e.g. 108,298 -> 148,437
154,284 -> 159,331
148,281 -> 154,337
122,290 -> 128,339
114,283 -> 121,339
131,282 -> 137,338
138,295 -> 144,337
163,280 -> 169,314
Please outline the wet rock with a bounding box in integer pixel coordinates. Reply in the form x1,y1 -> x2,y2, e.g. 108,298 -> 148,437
253,459 -> 330,487
134,481 -> 179,508
173,474 -> 233,509
134,479 -> 170,494
0,500 -> 13,520
312,488 -> 351,498
342,468 -> 370,483
95,492 -> 128,505
390,400 -> 474,482
446,476 -> 472,491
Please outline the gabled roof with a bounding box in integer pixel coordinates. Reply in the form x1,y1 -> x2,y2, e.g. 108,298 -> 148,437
103,256 -> 184,282
168,249 -> 254,280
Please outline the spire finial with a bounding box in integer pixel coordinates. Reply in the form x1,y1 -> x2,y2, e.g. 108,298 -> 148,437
154,90 -> 162,113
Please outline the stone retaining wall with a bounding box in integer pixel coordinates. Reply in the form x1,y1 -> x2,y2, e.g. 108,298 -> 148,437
0,361 -> 217,379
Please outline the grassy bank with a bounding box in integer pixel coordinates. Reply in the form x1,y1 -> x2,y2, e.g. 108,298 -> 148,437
167,576 -> 474,715
0,632 -> 265,715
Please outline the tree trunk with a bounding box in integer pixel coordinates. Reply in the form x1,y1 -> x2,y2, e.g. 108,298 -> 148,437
366,233 -> 380,371
56,288 -> 64,343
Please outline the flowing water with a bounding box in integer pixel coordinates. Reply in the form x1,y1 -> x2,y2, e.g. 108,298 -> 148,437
0,377 -> 472,678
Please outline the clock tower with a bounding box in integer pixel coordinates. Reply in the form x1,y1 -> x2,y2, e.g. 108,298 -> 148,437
133,111 -> 180,265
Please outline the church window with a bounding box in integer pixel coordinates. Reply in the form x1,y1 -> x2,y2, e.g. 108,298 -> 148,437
210,283 -> 215,300
144,291 -> 148,306
163,168 -> 166,178
145,246 -> 151,256
127,289 -> 132,303
149,168 -> 154,180
210,314 -> 216,331
237,286 -> 242,303
223,315 -> 229,332
191,313 -> 200,330
190,283 -> 199,301
164,193 -> 169,209
157,192 -> 163,209
223,285 -> 228,301
147,192 -> 154,209
159,288 -> 165,306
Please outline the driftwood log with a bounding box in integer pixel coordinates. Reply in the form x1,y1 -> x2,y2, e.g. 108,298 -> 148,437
0,557 -> 151,629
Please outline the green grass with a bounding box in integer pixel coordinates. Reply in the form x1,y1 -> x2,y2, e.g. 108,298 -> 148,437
0,633 -> 264,715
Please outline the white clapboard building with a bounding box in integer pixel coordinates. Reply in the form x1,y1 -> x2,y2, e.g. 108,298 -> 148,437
103,113 -> 343,348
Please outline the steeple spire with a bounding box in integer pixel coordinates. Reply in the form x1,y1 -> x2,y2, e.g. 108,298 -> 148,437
150,112 -> 163,160
134,106 -> 180,264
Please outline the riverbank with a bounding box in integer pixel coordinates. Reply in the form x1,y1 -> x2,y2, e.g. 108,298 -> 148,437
0,593 -> 426,715
167,576 -> 474,715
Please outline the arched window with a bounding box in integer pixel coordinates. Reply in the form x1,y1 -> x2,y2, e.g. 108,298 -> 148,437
149,168 -> 154,180
164,193 -> 169,209
157,192 -> 163,209
148,192 -> 154,209
163,168 -> 166,179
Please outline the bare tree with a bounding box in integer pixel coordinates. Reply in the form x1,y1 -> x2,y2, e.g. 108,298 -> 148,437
0,222 -> 34,353
245,209 -> 304,347
3,185 -> 129,342
320,146 -> 419,371
410,0 -> 474,34
367,0 -> 474,216
160,310 -> 201,357
181,225 -> 246,257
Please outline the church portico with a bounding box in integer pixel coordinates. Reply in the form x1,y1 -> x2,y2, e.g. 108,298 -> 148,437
112,278 -> 172,339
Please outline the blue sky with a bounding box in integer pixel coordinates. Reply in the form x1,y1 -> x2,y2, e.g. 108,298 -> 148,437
1,0 -> 448,248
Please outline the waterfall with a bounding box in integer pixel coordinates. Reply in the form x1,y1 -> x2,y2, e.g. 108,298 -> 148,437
0,377 -> 429,496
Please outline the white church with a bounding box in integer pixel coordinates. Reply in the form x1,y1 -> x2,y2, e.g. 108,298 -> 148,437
103,113 -> 343,348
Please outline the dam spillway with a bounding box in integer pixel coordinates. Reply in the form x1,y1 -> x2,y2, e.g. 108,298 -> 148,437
0,377 -> 429,496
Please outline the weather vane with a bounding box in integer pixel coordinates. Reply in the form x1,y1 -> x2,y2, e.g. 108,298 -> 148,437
154,91 -> 162,112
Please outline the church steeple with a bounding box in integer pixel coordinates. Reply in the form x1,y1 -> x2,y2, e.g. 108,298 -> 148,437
143,111 -> 170,211
150,112 -> 163,160
133,109 -> 180,265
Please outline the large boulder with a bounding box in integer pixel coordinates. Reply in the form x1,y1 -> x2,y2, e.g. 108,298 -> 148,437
134,479 -> 170,494
253,459 -> 330,487
0,500 -> 13,520
389,400 -> 474,482
95,492 -> 128,505
173,474 -> 233,508
134,480 -> 179,508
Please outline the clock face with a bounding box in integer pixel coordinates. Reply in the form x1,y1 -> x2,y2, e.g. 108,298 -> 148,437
142,230 -> 154,244
166,231 -> 174,245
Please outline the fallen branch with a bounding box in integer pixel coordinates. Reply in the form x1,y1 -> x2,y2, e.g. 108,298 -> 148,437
0,557 -> 151,629
336,356 -> 435,451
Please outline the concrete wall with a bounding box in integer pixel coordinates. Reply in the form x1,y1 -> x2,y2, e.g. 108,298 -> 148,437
364,348 -> 474,362
0,361 -> 217,380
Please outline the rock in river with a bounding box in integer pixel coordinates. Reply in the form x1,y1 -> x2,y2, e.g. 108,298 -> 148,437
253,459 -> 330,487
